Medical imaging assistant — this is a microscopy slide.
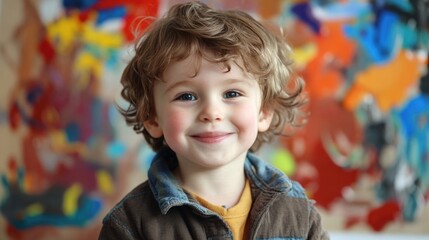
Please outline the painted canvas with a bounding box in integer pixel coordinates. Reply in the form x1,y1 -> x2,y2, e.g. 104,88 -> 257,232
0,0 -> 428,239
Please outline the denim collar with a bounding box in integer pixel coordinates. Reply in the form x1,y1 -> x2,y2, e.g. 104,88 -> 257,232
147,148 -> 293,215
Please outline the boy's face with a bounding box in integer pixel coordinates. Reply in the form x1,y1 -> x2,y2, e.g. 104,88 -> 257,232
144,54 -> 273,170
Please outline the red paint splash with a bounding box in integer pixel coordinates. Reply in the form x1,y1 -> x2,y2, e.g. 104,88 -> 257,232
367,200 -> 401,231
283,98 -> 363,209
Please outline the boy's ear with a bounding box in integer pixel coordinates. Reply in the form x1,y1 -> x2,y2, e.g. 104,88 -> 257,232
143,118 -> 163,138
258,107 -> 274,132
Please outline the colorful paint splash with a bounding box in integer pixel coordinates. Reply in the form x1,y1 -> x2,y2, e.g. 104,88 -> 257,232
1,0 -> 158,239
273,0 -> 429,232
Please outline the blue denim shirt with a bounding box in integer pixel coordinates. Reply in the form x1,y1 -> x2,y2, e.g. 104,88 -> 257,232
148,148 -> 306,216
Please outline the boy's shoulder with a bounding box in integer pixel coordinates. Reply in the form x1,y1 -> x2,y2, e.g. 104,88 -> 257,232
246,152 -> 308,200
287,178 -> 309,199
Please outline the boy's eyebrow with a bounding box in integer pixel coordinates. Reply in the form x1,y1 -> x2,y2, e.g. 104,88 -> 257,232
164,78 -> 255,94
226,78 -> 254,86
164,79 -> 194,94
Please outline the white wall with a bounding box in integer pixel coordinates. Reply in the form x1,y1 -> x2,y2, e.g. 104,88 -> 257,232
330,232 -> 429,240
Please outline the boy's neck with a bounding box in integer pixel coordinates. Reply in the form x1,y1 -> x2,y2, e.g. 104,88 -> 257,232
174,156 -> 247,209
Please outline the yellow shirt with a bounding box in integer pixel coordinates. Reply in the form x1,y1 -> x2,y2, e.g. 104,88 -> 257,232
192,180 -> 252,240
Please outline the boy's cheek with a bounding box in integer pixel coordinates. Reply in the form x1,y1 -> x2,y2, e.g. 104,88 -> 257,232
231,105 -> 260,131
161,108 -> 189,137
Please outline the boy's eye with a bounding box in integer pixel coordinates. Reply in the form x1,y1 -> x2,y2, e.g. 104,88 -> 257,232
224,91 -> 241,99
175,93 -> 197,101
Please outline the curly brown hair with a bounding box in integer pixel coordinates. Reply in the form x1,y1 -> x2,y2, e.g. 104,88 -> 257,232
118,1 -> 306,152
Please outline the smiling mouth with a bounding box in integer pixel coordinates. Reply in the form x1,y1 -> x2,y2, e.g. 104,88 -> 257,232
190,132 -> 232,143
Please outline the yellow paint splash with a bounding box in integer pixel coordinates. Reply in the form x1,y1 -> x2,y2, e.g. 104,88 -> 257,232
82,24 -> 123,49
47,14 -> 81,54
63,183 -> 82,216
293,43 -> 317,67
50,130 -> 87,155
272,149 -> 296,176
97,170 -> 114,195
25,203 -> 44,217
74,51 -> 103,89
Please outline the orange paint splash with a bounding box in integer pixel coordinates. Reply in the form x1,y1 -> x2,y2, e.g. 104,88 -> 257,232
344,50 -> 424,111
303,21 -> 356,99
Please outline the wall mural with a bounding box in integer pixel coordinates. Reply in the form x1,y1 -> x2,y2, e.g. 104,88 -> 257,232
0,0 -> 428,239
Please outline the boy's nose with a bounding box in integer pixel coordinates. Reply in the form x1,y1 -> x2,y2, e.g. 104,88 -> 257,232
198,100 -> 223,122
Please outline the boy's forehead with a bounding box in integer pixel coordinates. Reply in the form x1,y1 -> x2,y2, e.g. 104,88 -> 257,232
162,53 -> 250,81
160,58 -> 201,81
163,54 -> 221,79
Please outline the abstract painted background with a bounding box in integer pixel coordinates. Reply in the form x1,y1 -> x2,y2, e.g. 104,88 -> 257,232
1,0 -> 429,239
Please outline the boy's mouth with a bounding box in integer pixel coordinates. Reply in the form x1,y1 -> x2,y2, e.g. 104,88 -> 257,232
190,132 -> 232,143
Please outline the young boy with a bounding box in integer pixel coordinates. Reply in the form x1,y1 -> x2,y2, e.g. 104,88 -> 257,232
99,1 -> 328,239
